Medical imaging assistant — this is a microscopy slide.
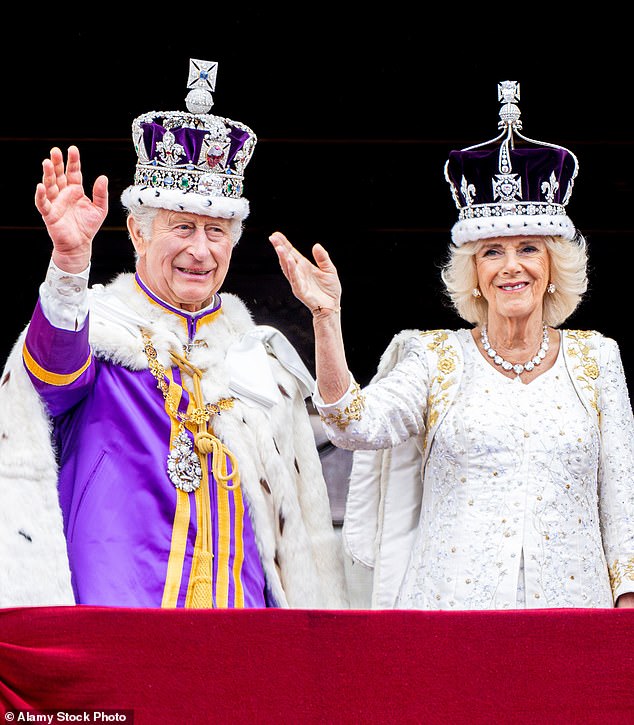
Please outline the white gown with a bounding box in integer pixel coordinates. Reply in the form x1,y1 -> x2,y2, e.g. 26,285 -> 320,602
316,328 -> 634,609
397,333 -> 608,609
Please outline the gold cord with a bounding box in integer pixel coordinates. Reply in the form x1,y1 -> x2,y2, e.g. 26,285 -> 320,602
143,333 -> 240,490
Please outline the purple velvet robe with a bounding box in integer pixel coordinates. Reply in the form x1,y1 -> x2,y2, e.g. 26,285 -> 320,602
23,286 -> 269,608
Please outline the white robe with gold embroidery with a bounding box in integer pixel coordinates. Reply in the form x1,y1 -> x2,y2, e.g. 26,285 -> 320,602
316,328 -> 634,609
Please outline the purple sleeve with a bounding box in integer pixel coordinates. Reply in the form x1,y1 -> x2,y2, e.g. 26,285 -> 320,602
22,298 -> 95,417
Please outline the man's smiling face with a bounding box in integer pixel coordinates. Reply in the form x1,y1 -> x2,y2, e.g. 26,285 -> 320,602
131,209 -> 234,312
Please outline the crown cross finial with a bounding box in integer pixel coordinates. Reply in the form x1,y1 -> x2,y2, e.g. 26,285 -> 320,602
497,80 -> 522,131
185,59 -> 218,114
498,80 -> 520,104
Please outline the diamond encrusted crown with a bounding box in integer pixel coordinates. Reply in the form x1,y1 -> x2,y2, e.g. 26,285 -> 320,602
444,80 -> 579,246
121,59 -> 257,221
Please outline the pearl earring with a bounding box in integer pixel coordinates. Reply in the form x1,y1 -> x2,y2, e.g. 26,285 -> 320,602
472,288 -> 482,298
547,283 -> 556,294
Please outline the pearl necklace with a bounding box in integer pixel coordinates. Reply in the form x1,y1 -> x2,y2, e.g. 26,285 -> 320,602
480,323 -> 549,377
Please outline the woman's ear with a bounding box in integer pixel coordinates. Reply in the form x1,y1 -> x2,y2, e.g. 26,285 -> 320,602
127,216 -> 147,257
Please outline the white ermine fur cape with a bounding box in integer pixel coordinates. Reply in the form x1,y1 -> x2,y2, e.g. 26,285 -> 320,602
0,273 -> 349,608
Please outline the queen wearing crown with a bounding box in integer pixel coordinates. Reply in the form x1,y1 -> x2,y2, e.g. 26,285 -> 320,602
270,80 -> 634,610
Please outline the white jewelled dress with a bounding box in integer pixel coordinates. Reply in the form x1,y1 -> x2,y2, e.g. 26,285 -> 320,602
315,328 -> 634,610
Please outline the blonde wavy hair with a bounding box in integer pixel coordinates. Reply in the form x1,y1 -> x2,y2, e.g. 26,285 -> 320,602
440,234 -> 589,327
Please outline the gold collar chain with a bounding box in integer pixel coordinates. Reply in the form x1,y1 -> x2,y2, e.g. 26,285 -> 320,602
142,332 -> 239,492
143,334 -> 234,425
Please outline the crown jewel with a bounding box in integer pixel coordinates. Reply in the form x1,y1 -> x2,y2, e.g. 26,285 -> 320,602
444,80 -> 579,246
185,58 -> 217,114
121,59 -> 256,221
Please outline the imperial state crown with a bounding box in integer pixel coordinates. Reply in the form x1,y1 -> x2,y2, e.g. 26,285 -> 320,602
121,58 -> 257,221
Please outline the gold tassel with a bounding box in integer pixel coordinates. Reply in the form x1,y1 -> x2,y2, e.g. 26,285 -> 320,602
143,338 -> 245,608
169,349 -> 241,491
189,550 -> 214,608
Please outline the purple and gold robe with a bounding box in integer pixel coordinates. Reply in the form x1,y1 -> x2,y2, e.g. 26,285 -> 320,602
1,271 -> 348,609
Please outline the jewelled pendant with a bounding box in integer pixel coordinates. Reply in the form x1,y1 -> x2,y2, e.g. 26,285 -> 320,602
167,429 -> 202,492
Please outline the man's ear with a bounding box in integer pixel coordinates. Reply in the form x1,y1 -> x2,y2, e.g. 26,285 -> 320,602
127,216 -> 147,257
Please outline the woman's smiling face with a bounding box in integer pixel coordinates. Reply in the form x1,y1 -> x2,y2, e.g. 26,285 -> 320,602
475,236 -> 551,324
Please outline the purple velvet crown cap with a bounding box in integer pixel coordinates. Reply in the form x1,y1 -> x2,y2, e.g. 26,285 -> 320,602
444,81 -> 579,246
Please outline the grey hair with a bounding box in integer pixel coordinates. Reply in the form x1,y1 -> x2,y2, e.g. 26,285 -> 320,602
124,202 -> 244,246
440,234 -> 589,327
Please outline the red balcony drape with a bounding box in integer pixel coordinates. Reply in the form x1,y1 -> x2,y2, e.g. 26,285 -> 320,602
1,606 -> 633,724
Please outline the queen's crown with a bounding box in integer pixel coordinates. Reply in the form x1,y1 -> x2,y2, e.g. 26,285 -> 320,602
444,81 -> 579,246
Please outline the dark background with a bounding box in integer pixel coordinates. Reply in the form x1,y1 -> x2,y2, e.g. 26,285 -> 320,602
1,18 -> 632,392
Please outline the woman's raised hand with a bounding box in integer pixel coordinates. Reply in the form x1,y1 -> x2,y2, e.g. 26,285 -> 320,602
269,231 -> 342,315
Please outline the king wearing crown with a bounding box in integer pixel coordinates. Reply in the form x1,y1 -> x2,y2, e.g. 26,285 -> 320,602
0,59 -> 349,610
